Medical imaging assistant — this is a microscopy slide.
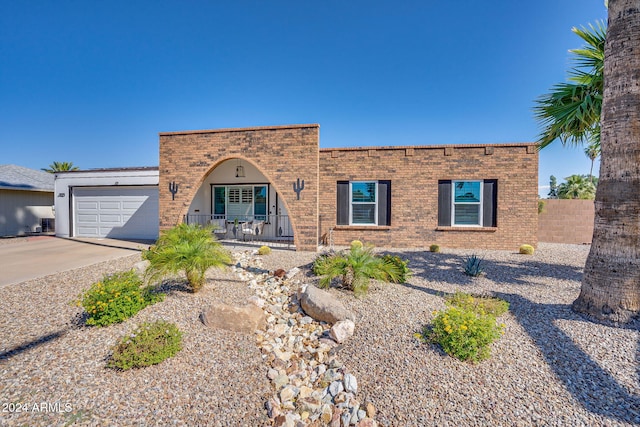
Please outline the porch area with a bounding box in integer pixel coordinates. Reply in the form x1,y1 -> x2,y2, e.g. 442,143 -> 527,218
184,213 -> 294,248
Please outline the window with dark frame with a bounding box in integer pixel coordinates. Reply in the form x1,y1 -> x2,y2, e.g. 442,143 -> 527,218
336,180 -> 391,226
438,179 -> 497,227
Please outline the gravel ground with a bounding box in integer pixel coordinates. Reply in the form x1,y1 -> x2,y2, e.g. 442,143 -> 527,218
1,243 -> 639,426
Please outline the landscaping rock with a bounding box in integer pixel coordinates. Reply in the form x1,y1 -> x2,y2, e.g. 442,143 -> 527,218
343,373 -> 358,394
133,260 -> 149,275
286,267 -> 301,279
229,251 -> 374,426
300,285 -> 355,324
329,319 -> 355,344
365,402 -> 376,418
200,302 -> 266,333
356,417 -> 377,427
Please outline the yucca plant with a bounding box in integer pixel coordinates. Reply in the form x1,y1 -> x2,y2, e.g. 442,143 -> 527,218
313,244 -> 404,296
142,223 -> 232,292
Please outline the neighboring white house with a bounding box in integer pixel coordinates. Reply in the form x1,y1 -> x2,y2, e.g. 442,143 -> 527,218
0,164 -> 55,236
54,167 -> 159,240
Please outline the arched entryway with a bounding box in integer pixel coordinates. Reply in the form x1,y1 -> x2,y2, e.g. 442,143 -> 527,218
159,124 -> 319,251
184,158 -> 294,246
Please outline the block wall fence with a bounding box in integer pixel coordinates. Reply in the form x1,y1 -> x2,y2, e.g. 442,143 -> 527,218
538,199 -> 594,244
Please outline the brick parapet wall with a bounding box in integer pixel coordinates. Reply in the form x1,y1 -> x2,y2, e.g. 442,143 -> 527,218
538,199 -> 594,244
319,144 -> 538,250
159,124 -> 319,251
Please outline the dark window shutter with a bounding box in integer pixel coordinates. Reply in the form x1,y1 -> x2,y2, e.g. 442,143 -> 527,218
337,181 -> 349,225
483,179 -> 497,227
438,180 -> 452,226
377,180 -> 391,226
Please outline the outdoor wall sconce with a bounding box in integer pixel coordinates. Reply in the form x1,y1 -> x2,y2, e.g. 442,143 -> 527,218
169,181 -> 179,200
235,159 -> 245,178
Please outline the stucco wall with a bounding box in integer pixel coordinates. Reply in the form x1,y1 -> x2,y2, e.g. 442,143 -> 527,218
319,144 -> 539,250
0,189 -> 54,236
538,199 -> 594,244
159,125 -> 319,251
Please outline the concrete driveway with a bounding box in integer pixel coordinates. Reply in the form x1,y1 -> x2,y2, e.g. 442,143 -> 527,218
0,236 -> 152,287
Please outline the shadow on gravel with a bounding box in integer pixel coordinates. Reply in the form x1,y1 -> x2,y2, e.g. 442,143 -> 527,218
382,250 -> 584,287
410,281 -> 640,424
498,292 -> 640,425
0,329 -> 68,362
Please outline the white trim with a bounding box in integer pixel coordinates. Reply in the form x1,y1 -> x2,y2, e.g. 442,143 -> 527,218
349,181 -> 378,226
451,180 -> 483,227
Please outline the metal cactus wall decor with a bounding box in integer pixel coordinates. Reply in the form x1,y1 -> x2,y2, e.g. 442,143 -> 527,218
293,178 -> 305,200
169,181 -> 179,200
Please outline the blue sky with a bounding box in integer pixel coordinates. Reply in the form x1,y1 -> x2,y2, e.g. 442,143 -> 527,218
1,1 -> 607,197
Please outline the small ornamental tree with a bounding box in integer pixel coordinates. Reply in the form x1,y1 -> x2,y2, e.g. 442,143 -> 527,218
313,243 -> 406,296
142,223 -> 232,292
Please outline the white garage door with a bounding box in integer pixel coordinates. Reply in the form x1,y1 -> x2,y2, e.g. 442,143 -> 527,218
73,186 -> 159,240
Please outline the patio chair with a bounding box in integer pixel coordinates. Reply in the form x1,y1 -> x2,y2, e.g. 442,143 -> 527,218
209,218 -> 227,238
241,220 -> 264,241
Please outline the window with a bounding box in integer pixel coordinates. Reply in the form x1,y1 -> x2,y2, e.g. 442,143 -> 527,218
453,181 -> 482,225
212,185 -> 269,221
213,187 -> 226,216
228,188 -> 240,203
336,180 -> 391,226
254,186 -> 267,221
351,181 -> 377,225
438,179 -> 497,227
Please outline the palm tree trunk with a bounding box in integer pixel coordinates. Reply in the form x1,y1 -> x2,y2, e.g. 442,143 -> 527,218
573,0 -> 640,323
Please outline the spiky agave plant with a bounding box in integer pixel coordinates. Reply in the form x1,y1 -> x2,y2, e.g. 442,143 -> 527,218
142,223 -> 232,292
314,244 -> 403,296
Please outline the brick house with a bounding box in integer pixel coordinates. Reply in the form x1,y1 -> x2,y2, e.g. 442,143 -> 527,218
159,124 -> 538,251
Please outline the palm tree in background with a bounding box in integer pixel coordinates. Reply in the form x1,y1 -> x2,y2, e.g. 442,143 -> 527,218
573,0 -> 640,324
584,142 -> 600,183
557,174 -> 596,199
41,161 -> 79,173
534,21 -> 605,150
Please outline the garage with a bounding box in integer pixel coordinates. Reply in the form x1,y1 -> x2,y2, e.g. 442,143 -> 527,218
73,186 -> 159,239
54,167 -> 160,241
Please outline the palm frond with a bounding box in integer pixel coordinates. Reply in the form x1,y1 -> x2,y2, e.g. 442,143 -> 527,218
534,21 -> 605,150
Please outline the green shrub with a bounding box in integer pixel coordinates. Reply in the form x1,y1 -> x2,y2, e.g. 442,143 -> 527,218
381,254 -> 411,284
313,244 -> 403,296
428,306 -> 505,363
77,270 -> 164,327
312,252 -> 331,276
258,245 -> 271,255
429,244 -> 441,253
463,254 -> 484,277
519,244 -> 535,255
107,320 -> 182,370
142,223 -> 233,292
445,292 -> 509,317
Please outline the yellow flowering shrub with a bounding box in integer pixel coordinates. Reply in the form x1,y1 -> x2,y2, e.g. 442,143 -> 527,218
445,291 -> 509,317
76,270 -> 164,327
427,305 -> 505,363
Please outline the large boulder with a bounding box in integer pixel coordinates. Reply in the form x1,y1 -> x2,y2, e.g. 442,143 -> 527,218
201,302 -> 266,333
300,285 -> 355,324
